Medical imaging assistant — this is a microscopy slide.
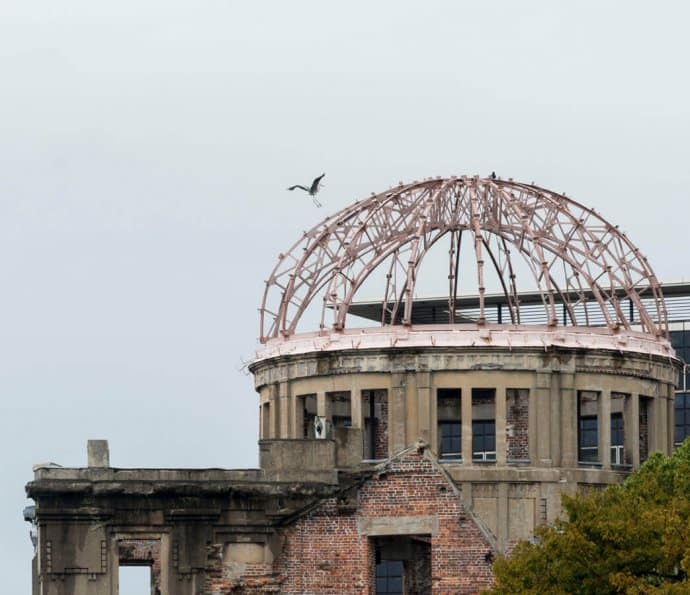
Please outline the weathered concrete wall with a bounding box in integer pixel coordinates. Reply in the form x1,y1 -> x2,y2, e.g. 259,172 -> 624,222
26,332 -> 680,594
258,439 -> 337,483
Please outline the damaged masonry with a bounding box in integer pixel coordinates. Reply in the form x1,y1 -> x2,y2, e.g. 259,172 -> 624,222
26,176 -> 685,594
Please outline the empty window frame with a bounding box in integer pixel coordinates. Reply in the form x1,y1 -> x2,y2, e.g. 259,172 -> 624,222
437,389 -> 461,459
506,388 -> 529,462
670,329 -> 690,390
363,390 -> 388,460
119,565 -> 152,595
439,422 -> 461,459
301,395 -> 317,438
610,412 -> 624,465
375,559 -> 403,595
472,388 -> 496,462
578,391 -> 599,463
578,415 -> 599,462
675,393 -> 690,447
472,420 -> 496,461
329,391 -> 351,429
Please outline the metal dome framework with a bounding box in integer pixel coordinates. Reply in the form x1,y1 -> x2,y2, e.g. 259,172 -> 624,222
260,176 -> 667,342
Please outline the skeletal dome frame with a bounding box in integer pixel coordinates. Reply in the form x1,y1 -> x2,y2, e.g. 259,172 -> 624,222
260,176 -> 666,342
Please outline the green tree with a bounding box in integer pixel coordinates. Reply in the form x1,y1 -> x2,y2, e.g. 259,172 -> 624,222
487,440 -> 690,594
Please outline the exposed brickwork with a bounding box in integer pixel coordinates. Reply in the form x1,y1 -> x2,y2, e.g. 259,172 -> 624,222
275,499 -> 371,594
507,389 -> 529,461
640,400 -> 649,462
206,555 -> 281,594
200,451 -> 493,594
363,390 -> 389,459
408,538 -> 432,594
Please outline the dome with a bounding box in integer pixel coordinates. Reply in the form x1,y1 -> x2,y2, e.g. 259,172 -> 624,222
260,176 -> 666,342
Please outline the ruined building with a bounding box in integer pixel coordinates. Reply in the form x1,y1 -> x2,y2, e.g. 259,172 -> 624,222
26,176 -> 688,594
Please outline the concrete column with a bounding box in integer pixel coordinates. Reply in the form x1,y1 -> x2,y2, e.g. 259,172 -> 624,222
497,482 -> 509,553
389,373 -> 407,454
560,373 -> 577,467
405,372 -> 419,445
535,372 -> 552,466
430,378 -> 439,456
316,391 -> 331,419
351,387 -> 363,430
659,390 -> 669,455
260,403 -> 269,439
495,386 -> 507,466
624,393 -> 640,467
269,384 -> 280,439
417,371 -> 432,445
279,381 -> 290,438
666,384 -> 676,454
293,395 -> 305,439
550,373 -> 562,467
461,386 -> 473,464
528,384 -> 538,464
599,389 -> 611,469
648,393 -> 662,454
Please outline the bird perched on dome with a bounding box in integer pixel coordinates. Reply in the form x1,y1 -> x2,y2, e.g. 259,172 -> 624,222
287,173 -> 325,207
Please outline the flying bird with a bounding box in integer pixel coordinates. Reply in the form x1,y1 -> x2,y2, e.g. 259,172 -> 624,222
287,173 -> 325,207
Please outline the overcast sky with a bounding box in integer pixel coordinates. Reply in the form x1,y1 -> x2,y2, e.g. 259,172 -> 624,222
2,1 -> 690,591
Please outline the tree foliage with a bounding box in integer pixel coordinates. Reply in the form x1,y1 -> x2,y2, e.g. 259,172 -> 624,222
487,440 -> 690,594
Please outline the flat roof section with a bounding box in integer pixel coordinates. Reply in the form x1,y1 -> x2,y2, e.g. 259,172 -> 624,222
347,282 -> 690,327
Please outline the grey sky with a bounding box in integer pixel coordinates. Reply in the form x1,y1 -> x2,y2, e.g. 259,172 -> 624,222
2,1 -> 690,591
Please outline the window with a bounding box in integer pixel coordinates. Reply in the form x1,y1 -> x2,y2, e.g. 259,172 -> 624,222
437,389 -> 461,459
332,415 -> 352,428
375,559 -> 403,595
119,566 -> 151,595
610,413 -> 624,465
675,393 -> 690,446
301,394 -> 317,438
439,422 -> 461,459
670,330 -> 690,390
579,415 -> 598,462
472,420 -> 496,461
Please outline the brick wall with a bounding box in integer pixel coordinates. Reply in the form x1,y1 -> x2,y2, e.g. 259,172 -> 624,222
507,389 -> 529,461
199,451 -> 493,594
277,451 -> 493,594
363,390 -> 389,459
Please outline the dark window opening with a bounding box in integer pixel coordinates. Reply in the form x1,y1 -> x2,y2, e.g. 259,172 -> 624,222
506,388 -> 529,462
373,536 -> 430,595
472,388 -> 496,462
579,415 -> 599,462
329,391 -> 351,429
670,329 -> 690,390
675,393 -> 690,447
302,395 -> 317,438
363,390 -> 388,460
578,391 -> 600,464
375,559 -> 403,595
472,420 -> 496,461
332,415 -> 352,428
439,422 -> 461,459
611,412 -> 624,465
437,389 -> 461,460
